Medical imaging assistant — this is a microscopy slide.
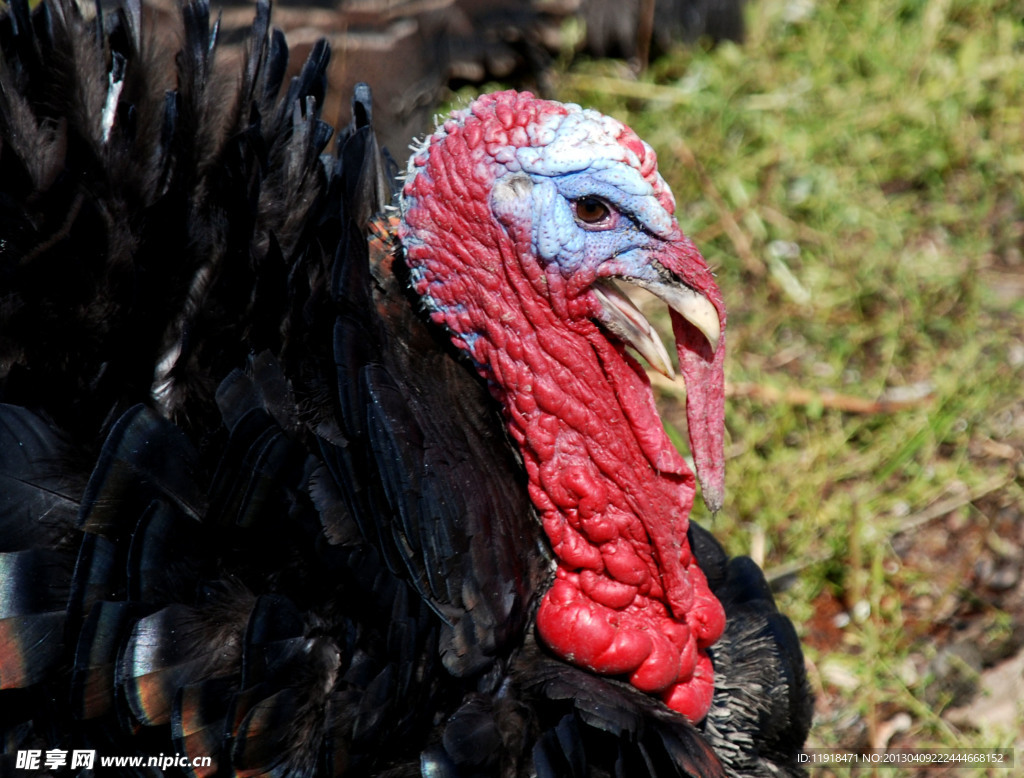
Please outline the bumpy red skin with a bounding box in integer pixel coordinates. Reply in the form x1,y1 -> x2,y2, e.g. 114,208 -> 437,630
400,91 -> 727,721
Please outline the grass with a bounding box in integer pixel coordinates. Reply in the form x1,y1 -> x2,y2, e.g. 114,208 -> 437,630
484,0 -> 1024,773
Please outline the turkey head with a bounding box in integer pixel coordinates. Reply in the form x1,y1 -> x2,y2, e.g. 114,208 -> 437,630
400,91 -> 727,721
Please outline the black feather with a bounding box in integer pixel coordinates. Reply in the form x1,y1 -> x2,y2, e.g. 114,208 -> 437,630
0,550 -> 71,689
691,522 -> 813,776
0,406 -> 80,552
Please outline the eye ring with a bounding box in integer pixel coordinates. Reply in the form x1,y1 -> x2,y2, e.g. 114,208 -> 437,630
573,196 -> 614,227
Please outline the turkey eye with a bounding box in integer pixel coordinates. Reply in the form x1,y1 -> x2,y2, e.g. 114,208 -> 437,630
574,197 -> 612,226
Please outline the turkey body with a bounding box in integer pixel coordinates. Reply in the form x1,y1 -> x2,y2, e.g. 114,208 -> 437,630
0,1 -> 810,776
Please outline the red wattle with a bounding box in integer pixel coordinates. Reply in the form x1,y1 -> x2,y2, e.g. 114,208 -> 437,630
661,653 -> 716,722
536,570 -> 715,708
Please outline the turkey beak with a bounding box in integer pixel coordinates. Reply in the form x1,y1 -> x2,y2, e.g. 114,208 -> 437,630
592,280 -> 678,378
592,277 -> 720,378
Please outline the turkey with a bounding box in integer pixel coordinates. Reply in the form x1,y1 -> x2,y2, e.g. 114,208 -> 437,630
0,0 -> 810,776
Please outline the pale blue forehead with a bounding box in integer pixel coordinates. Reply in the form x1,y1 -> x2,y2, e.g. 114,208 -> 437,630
514,108 -> 675,237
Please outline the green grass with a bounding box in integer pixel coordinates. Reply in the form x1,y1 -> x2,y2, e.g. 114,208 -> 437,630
467,0 -> 1024,771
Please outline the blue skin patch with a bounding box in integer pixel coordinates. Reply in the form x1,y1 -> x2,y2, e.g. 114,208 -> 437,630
510,106 -> 677,278
525,169 -> 673,279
